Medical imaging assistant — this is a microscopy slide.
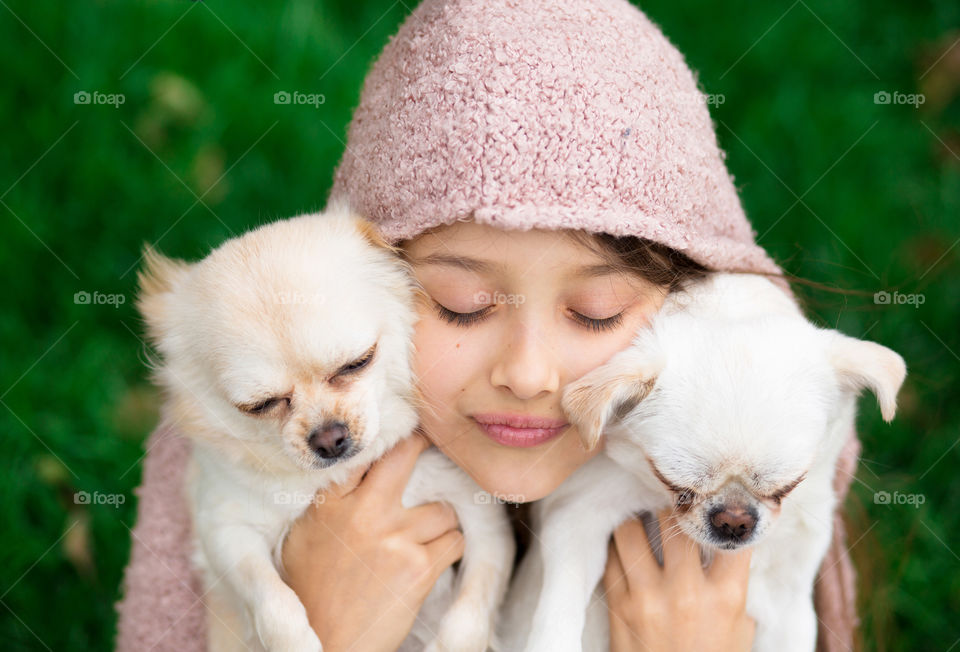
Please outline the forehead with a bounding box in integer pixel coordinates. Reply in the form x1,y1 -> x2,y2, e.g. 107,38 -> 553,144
404,220 -> 628,282
669,318 -> 831,403
642,319 -> 834,457
192,245 -> 390,379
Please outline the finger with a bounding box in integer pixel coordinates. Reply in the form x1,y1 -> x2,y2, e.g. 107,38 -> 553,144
424,529 -> 465,571
657,509 -> 702,579
357,432 -> 431,497
607,605 -> 637,652
611,516 -> 661,590
602,537 -> 628,599
322,461 -> 373,502
402,501 -> 460,544
708,548 -> 753,615
708,545 -> 753,586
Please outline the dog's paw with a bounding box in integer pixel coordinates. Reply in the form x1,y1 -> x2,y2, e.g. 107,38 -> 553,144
254,593 -> 322,652
426,602 -> 491,652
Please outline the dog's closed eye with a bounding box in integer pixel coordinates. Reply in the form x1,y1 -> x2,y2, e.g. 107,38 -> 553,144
333,343 -> 377,379
647,457 -> 698,511
764,473 -> 806,505
238,396 -> 291,416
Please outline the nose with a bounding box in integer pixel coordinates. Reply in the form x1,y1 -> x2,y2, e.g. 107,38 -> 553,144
308,421 -> 352,460
708,504 -> 758,543
489,318 -> 561,400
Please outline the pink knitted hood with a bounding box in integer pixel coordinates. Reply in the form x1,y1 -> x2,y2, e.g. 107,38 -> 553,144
329,0 -> 783,281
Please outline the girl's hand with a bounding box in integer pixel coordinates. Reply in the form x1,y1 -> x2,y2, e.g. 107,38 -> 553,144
603,509 -> 756,652
280,433 -> 465,652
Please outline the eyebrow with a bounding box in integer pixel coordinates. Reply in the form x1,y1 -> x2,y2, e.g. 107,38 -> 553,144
412,253 -> 622,280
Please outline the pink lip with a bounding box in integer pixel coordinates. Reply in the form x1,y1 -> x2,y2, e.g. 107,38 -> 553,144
472,413 -> 570,448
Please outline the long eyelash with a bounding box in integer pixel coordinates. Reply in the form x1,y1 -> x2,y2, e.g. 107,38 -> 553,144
434,303 -> 490,326
434,301 -> 625,333
569,311 -> 624,333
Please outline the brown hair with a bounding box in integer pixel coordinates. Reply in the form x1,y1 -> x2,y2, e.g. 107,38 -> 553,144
571,231 -> 878,321
564,230 -> 711,294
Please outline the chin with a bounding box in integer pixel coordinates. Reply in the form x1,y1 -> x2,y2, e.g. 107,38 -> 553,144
476,468 -> 559,504
436,432 -> 594,504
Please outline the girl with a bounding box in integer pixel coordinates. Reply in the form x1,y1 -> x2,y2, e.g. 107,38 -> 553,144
115,0 -> 860,650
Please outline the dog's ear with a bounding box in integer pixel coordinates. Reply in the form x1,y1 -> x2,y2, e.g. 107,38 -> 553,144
354,217 -> 394,252
825,331 -> 906,422
561,345 -> 664,450
136,244 -> 191,345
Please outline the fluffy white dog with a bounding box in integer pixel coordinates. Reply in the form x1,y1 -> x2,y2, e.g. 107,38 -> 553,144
137,209 -> 514,652
499,273 -> 906,652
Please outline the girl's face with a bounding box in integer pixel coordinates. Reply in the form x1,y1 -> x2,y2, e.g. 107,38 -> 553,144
405,221 -> 667,502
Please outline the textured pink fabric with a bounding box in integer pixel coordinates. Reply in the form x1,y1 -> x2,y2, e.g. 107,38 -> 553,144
115,0 -> 860,648
329,0 -> 784,285
115,423 -> 205,652
815,429 -> 862,652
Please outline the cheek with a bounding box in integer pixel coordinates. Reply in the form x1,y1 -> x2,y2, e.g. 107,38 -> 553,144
562,320 -> 648,380
413,320 -> 458,405
412,313 -> 497,399
413,321 -> 461,395
564,296 -> 664,378
411,317 -> 477,444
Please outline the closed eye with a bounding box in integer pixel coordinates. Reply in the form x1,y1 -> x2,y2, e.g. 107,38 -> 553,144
433,301 -> 624,332
237,396 -> 290,416
766,473 -> 806,504
647,457 -> 697,507
335,343 -> 377,377
433,303 -> 491,327
567,309 -> 624,333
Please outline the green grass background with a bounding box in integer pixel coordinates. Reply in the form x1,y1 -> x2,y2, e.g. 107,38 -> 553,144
0,0 -> 957,649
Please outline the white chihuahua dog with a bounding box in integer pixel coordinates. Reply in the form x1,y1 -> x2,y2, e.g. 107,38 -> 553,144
499,272 -> 905,652
137,208 -> 514,652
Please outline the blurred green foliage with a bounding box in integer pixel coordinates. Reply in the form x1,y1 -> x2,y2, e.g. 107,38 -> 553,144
0,0 -> 957,649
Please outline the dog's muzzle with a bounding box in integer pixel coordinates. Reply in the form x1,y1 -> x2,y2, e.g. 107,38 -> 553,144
308,420 -> 355,461
706,503 -> 758,547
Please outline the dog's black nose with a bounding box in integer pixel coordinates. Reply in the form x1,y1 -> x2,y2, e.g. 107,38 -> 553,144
708,504 -> 758,543
308,421 -> 352,459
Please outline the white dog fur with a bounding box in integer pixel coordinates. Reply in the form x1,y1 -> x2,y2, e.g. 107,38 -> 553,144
497,272 -> 906,652
137,209 -> 515,652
